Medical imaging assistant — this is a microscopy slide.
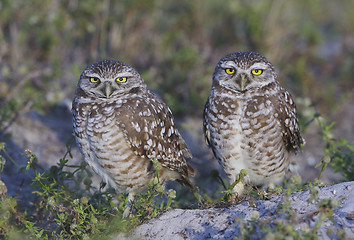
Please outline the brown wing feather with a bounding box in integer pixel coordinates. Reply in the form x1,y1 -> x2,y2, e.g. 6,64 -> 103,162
116,90 -> 193,179
276,88 -> 303,152
203,96 -> 212,147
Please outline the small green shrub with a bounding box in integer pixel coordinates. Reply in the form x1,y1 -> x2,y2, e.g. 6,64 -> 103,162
0,142 -> 192,239
296,98 -> 354,182
316,119 -> 354,181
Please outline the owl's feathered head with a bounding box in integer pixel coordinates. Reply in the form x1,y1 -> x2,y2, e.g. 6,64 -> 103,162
77,59 -> 147,99
212,51 -> 278,93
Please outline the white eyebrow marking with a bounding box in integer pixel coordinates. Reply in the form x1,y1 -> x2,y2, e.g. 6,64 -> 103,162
86,73 -> 100,78
115,72 -> 134,78
221,61 -> 238,69
250,62 -> 268,69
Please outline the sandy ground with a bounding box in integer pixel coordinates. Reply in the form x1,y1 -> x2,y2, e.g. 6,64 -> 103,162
118,181 -> 354,239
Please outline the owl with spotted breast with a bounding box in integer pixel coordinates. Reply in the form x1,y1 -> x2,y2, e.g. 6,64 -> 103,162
72,59 -> 194,217
203,51 -> 303,196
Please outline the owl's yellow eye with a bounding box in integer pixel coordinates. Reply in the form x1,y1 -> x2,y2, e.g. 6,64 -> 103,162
251,69 -> 263,75
116,77 -> 127,83
225,68 -> 236,75
89,77 -> 100,83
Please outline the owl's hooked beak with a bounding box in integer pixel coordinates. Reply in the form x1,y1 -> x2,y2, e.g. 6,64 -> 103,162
237,73 -> 250,91
104,82 -> 113,98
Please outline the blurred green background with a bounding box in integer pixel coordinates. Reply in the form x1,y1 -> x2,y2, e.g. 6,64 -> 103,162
0,1 -> 353,237
0,0 -> 353,120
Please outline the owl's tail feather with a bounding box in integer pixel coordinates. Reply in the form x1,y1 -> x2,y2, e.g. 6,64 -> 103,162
187,164 -> 195,177
177,164 -> 195,189
177,177 -> 194,189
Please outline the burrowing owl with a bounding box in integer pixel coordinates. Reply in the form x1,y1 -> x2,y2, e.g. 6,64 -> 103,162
203,51 -> 303,196
72,59 -> 194,217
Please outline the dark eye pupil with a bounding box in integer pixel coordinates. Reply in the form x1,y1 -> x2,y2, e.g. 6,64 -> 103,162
90,77 -> 99,82
226,68 -> 234,73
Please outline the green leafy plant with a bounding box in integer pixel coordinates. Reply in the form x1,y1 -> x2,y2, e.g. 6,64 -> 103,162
22,149 -> 126,239
296,98 -> 354,182
132,159 -> 178,221
0,143 -> 193,239
315,119 -> 354,181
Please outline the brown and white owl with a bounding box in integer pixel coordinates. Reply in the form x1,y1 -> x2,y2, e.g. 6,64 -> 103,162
72,59 -> 194,217
203,51 -> 303,196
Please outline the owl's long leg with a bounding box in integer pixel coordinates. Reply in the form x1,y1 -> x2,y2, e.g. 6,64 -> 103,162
217,150 -> 246,197
229,181 -> 244,204
123,192 -> 135,218
232,181 -> 245,196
